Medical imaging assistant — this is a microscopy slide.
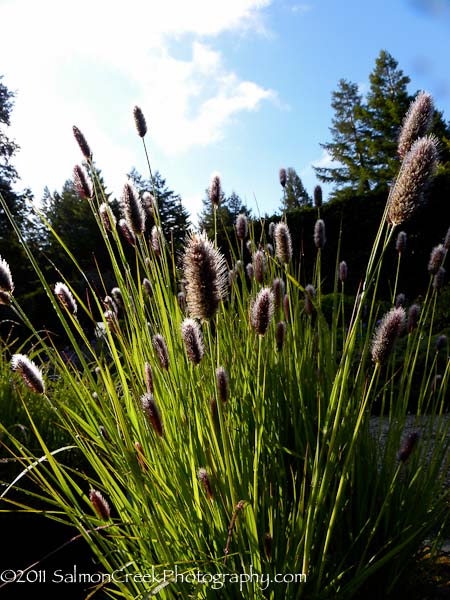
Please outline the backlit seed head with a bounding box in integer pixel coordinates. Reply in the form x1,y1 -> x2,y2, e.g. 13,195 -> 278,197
72,126 -> 92,160
151,225 -> 163,256
236,214 -> 248,241
428,244 -> 445,274
304,284 -> 316,316
339,260 -> 348,283
272,278 -> 285,309
407,304 -> 420,333
198,467 -> 213,500
371,307 -> 405,364
209,172 -> 222,207
246,263 -> 254,280
279,168 -> 287,188
251,287 -> 275,336
433,266 -> 446,290
133,105 -> 147,138
314,185 -> 323,208
178,291 -> 186,311
11,354 -> 45,394
142,278 -> 152,297
387,135 -> 439,225
398,432 -> 419,462
182,231 -> 228,322
274,222 -> 293,264
395,231 -> 407,254
144,362 -> 154,394
266,243 -> 273,256
0,256 -> 14,294
118,218 -> 136,247
104,295 -> 118,315
54,282 -> 77,315
253,250 -> 266,284
111,287 -> 123,309
99,202 -> 116,231
142,191 -> 156,220
314,219 -> 326,249
395,293 -> 406,308
141,392 -> 164,436
216,366 -> 229,403
398,92 -> 434,160
268,222 -> 275,239
153,334 -> 169,370
276,321 -> 287,351
89,489 -> 110,520
121,182 -> 145,235
181,318 -> 205,365
73,164 -> 92,199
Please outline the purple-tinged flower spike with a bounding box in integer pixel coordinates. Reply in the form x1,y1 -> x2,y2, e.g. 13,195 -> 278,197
235,214 -> 248,241
314,219 -> 326,249
268,221 -> 275,239
398,432 -> 419,462
73,164 -> 92,199
279,168 -> 287,189
141,392 -> 164,436
118,218 -> 136,247
407,304 -> 420,333
371,307 -> 405,364
153,334 -> 169,370
151,225 -> 163,256
314,185 -> 323,208
121,182 -> 145,236
216,366 -> 229,403
144,362 -> 154,394
142,278 -> 152,297
142,191 -> 156,220
436,335 -> 447,352
283,293 -> 290,322
181,318 -> 205,365
396,231 -> 407,255
304,284 -> 316,316
274,222 -> 293,264
0,256 -> 14,297
99,202 -> 116,232
72,126 -> 92,160
433,266 -> 446,291
133,105 -> 147,138
387,135 -> 439,225
272,278 -> 285,310
395,293 -> 406,308
253,250 -> 266,284
11,354 -> 45,395
89,489 -> 110,520
398,92 -> 434,160
428,244 -> 445,275
251,287 -> 274,336
339,261 -> 348,283
182,231 -> 228,322
198,467 -> 213,500
209,172 -> 222,208
54,282 -> 77,315
276,321 -> 287,351
246,263 -> 254,281
444,227 -> 450,251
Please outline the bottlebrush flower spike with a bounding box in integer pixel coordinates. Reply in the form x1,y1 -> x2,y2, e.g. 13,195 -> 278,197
118,218 -> 136,247
89,489 -> 110,520
153,334 -> 169,370
396,231 -> 407,255
181,318 -> 205,365
216,366 -> 229,403
276,321 -> 287,351
73,164 -> 92,199
0,256 -> 14,295
398,91 -> 434,160
121,182 -> 145,235
371,307 -> 405,364
428,244 -> 445,275
407,304 -> 420,333
209,172 -> 222,207
133,105 -> 147,138
274,222 -> 293,264
99,202 -> 116,231
11,354 -> 45,394
198,467 -> 213,500
235,214 -> 248,241
314,219 -> 326,249
251,287 -> 274,336
72,126 -> 92,160
279,168 -> 287,188
54,282 -> 77,315
314,185 -> 323,208
339,261 -> 348,283
253,250 -> 266,284
141,392 -> 164,436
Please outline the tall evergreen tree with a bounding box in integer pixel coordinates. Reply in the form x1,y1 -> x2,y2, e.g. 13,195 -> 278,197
314,79 -> 372,194
279,168 -> 311,211
198,189 -> 251,238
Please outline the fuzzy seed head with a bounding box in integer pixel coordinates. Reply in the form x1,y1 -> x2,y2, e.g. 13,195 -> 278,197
72,126 -> 92,160
142,191 -> 156,220
235,214 -> 248,241
387,135 -> 439,225
268,221 -> 275,239
89,489 -> 110,520
274,222 -> 293,264
272,277 -> 285,309
339,261 -> 348,283
246,263 -> 254,280
111,287 -> 123,309
141,392 -> 164,436
54,282 -> 77,315
314,219 -> 326,249
142,278 -> 153,297
0,256 -> 14,294
144,362 -> 154,394
122,182 -> 145,235
398,92 -> 434,160
253,250 -> 266,284
371,307 -> 405,364
433,266 -> 446,290
407,304 -> 420,333
283,293 -> 289,321
444,227 -> 450,250
436,335 -> 447,352
151,226 -> 163,256
153,334 -> 169,370
11,354 -> 45,394
209,172 -> 222,207
279,168 -> 287,188
314,185 -> 323,208
133,105 -> 147,138
216,366 -> 229,403
304,284 -> 316,316
99,202 -> 116,232
396,231 -> 407,254
395,293 -> 406,308
276,321 -> 287,351
73,164 -> 92,199
182,231 -> 228,322
251,287 -> 274,336
181,318 -> 205,365
428,244 -> 445,274
198,467 -> 213,500
118,218 -> 136,247
398,432 -> 419,462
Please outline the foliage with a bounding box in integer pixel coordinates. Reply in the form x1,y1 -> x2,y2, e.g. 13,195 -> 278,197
279,167 -> 312,211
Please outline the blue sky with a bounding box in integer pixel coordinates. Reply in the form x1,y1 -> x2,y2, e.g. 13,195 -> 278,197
1,0 -> 449,225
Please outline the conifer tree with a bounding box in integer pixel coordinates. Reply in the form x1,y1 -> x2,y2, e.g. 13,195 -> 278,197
279,167 -> 311,211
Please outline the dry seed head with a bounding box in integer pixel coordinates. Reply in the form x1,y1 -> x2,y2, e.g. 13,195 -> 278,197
398,91 -> 434,160
339,261 -> 348,283
272,277 -> 285,309
151,225 -> 163,255
246,263 -> 254,280
407,304 -> 420,333
153,334 -> 169,370
104,295 -> 118,315
72,126 -> 92,160
304,284 -> 316,316
111,287 -> 123,309
428,244 -> 445,274
144,362 -> 154,394
235,214 -> 248,241
118,218 -> 136,247
54,282 -> 77,315
279,168 -> 287,188
314,185 -> 323,208
182,231 -> 228,321
433,266 -> 446,290
395,293 -> 406,308
133,105 -> 147,138
253,250 -> 266,284
142,191 -> 156,220
283,293 -> 290,321
198,467 -> 213,500
73,164 -> 92,199
122,182 -> 145,235
274,222 -> 293,264
276,321 -> 287,351
268,221 -> 275,239
314,219 -> 326,249
181,318 -> 205,365
99,202 -> 116,231
142,278 -> 153,297
371,307 -> 405,364
209,172 -> 222,207
141,392 -> 164,436
0,256 -> 14,294
216,366 -> 229,403
251,287 -> 275,336
11,354 -> 45,394
387,135 -> 439,225
396,231 -> 407,254
398,432 -> 419,462
89,489 -> 110,520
